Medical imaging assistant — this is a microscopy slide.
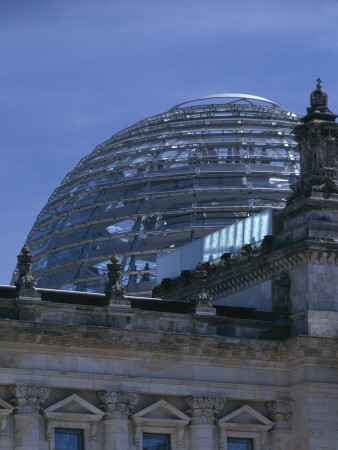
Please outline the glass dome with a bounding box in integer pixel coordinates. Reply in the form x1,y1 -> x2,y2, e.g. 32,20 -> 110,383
24,94 -> 301,295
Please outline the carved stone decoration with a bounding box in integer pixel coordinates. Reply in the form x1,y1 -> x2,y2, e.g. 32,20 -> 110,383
306,78 -> 335,121
219,427 -> 227,449
134,423 -> 142,449
274,271 -> 291,315
90,421 -> 98,442
97,390 -> 139,420
45,418 -> 53,443
0,399 -> 14,439
0,415 -> 8,439
105,254 -> 130,307
291,79 -> 338,198
15,244 -> 40,299
193,262 -> 215,315
266,400 -> 294,430
9,384 -> 50,414
261,235 -> 274,253
260,430 -> 269,450
240,244 -> 253,260
185,396 -> 225,425
177,425 -> 185,448
220,252 -> 232,268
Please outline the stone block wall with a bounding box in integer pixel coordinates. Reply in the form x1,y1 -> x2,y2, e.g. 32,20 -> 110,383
291,386 -> 338,450
290,261 -> 338,336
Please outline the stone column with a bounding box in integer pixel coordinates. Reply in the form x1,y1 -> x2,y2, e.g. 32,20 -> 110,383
8,384 -> 50,450
266,400 -> 293,449
97,390 -> 139,450
185,396 -> 225,449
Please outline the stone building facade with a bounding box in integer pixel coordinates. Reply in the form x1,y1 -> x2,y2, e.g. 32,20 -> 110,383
0,81 -> 338,449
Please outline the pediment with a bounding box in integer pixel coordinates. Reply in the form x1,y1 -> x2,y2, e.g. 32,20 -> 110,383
134,399 -> 190,422
44,394 -> 103,417
219,405 -> 273,427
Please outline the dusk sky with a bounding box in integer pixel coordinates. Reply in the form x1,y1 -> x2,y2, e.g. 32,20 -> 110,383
1,0 -> 338,284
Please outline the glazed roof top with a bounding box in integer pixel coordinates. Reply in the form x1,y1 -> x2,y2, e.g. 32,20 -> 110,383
170,93 -> 282,110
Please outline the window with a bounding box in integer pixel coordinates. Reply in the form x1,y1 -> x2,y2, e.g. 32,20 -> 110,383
55,429 -> 83,450
228,438 -> 253,450
134,399 -> 190,449
143,433 -> 170,450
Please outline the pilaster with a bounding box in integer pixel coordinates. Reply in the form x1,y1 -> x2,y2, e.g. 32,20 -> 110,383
186,396 -> 225,449
266,400 -> 293,449
97,390 -> 139,450
9,384 -> 49,450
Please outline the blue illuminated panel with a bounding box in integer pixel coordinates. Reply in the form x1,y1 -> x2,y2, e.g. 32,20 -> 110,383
156,209 -> 272,283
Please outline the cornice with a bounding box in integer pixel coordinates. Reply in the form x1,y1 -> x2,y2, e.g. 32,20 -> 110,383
0,295 -> 284,341
0,320 -> 337,366
275,192 -> 338,218
164,241 -> 338,301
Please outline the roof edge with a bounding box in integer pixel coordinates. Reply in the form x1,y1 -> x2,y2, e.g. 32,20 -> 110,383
170,93 -> 282,110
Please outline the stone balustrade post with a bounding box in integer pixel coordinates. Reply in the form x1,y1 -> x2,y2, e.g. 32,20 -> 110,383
185,396 -> 225,449
105,254 -> 130,307
97,390 -> 139,450
193,263 -> 215,315
14,245 -> 40,299
8,384 -> 50,450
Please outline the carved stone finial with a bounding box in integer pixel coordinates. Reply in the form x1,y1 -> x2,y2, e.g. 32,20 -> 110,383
21,244 -> 29,254
302,78 -> 337,123
266,400 -> 293,430
310,77 -> 328,109
15,245 -> 40,299
193,262 -> 215,315
97,390 -> 139,420
105,254 -> 130,307
8,384 -> 50,415
185,396 -> 225,425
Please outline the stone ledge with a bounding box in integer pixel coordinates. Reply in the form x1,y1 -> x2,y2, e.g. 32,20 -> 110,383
0,320 -> 337,365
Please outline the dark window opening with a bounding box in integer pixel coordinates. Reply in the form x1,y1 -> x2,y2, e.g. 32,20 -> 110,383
55,428 -> 83,450
143,432 -> 170,450
227,437 -> 253,450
